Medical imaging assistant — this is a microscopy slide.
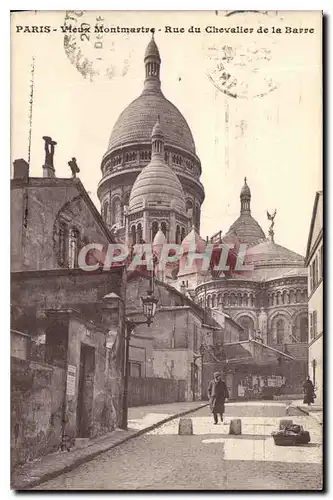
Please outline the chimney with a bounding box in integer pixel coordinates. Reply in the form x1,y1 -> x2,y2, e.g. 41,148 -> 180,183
13,159 -> 29,180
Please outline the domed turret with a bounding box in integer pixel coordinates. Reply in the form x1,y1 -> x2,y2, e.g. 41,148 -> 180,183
127,119 -> 188,244
225,178 -> 265,244
129,118 -> 186,214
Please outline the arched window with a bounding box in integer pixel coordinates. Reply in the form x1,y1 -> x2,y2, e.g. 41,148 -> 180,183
283,290 -> 289,305
186,199 -> 193,225
131,225 -> 136,246
230,293 -> 236,306
136,223 -> 142,244
242,294 -> 248,307
236,294 -> 242,306
289,290 -> 295,303
181,227 -> 186,242
112,197 -> 122,226
123,192 -> 130,207
152,221 -> 159,241
207,296 -> 212,308
161,221 -> 167,238
238,316 -> 254,341
176,225 -> 181,244
223,294 -> 229,306
195,205 -> 200,229
212,295 -> 217,308
102,201 -> 109,223
276,319 -> 285,345
68,228 -> 79,268
296,290 -> 302,303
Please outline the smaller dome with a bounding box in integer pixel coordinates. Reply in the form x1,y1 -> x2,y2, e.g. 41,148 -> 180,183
129,121 -> 186,215
241,177 -> 251,197
144,37 -> 160,60
153,229 -> 166,247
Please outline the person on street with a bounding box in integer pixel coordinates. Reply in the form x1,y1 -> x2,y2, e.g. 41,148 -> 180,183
303,376 -> 315,405
207,371 -> 229,424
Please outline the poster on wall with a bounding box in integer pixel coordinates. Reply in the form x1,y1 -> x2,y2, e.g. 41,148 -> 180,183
66,364 -> 77,397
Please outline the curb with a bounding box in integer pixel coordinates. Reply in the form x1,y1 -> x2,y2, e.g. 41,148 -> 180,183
296,405 -> 323,426
13,403 -> 208,490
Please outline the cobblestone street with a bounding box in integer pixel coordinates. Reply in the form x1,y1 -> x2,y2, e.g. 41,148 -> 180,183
35,402 -> 323,491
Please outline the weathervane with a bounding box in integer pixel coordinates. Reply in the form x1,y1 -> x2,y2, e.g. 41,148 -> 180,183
267,209 -> 277,241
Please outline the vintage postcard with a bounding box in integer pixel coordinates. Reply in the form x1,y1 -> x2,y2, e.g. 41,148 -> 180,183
10,10 -> 323,491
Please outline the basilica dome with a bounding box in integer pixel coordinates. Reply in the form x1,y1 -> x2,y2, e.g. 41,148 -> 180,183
107,92 -> 196,155
129,118 -> 186,215
106,37 -> 196,156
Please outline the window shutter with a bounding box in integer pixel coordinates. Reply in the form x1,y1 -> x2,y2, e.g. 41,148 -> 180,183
310,313 -> 313,339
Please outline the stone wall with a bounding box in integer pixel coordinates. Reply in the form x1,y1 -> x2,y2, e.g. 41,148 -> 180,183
11,357 -> 66,468
11,178 -> 113,272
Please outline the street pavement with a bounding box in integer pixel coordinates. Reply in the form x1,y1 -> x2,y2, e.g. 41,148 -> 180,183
34,401 -> 323,491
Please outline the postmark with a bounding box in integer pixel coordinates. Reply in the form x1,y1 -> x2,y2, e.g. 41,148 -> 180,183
204,11 -> 279,99
63,10 -> 134,82
205,43 -> 278,100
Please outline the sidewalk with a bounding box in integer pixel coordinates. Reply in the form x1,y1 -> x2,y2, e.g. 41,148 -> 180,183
11,401 -> 207,490
288,399 -> 323,426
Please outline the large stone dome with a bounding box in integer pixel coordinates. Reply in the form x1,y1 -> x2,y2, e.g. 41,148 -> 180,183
107,91 -> 196,155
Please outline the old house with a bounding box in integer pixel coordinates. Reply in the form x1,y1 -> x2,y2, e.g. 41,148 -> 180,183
11,156 -> 126,467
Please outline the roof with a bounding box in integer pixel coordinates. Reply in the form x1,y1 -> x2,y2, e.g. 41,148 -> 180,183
181,226 -> 206,252
225,214 -> 266,244
106,90 -> 196,155
245,239 -> 304,268
126,270 -> 221,329
11,176 -> 116,244
128,154 -> 186,214
305,191 -> 323,265
144,37 -> 161,60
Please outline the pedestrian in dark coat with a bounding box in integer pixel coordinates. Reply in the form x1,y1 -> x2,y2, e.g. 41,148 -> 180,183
207,371 -> 229,424
303,376 -> 315,405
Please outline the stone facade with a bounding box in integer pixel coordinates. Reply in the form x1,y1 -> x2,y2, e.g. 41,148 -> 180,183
125,273 -> 220,401
11,162 -> 126,468
305,191 -> 323,404
11,165 -> 114,272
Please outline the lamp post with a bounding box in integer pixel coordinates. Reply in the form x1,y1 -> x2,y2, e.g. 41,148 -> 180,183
192,343 -> 206,401
121,290 -> 158,431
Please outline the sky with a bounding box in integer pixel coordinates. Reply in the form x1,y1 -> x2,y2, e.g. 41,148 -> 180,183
11,10 -> 322,256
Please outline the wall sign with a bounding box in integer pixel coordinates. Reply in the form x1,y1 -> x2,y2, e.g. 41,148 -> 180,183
66,364 -> 77,396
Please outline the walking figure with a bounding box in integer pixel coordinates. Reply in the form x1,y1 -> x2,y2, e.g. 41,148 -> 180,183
303,376 -> 315,406
207,371 -> 229,424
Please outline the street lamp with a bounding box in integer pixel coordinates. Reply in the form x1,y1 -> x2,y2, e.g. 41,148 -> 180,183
121,287 -> 158,430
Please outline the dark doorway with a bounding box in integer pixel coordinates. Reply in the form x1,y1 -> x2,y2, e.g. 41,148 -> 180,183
76,344 -> 95,438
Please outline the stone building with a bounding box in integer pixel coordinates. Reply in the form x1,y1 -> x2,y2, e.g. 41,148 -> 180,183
305,191 -> 323,404
11,156 -> 126,467
126,271 -> 224,401
193,179 -> 309,394
97,36 -> 205,241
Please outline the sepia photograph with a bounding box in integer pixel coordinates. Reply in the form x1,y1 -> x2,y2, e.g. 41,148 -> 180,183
10,10 -> 323,491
